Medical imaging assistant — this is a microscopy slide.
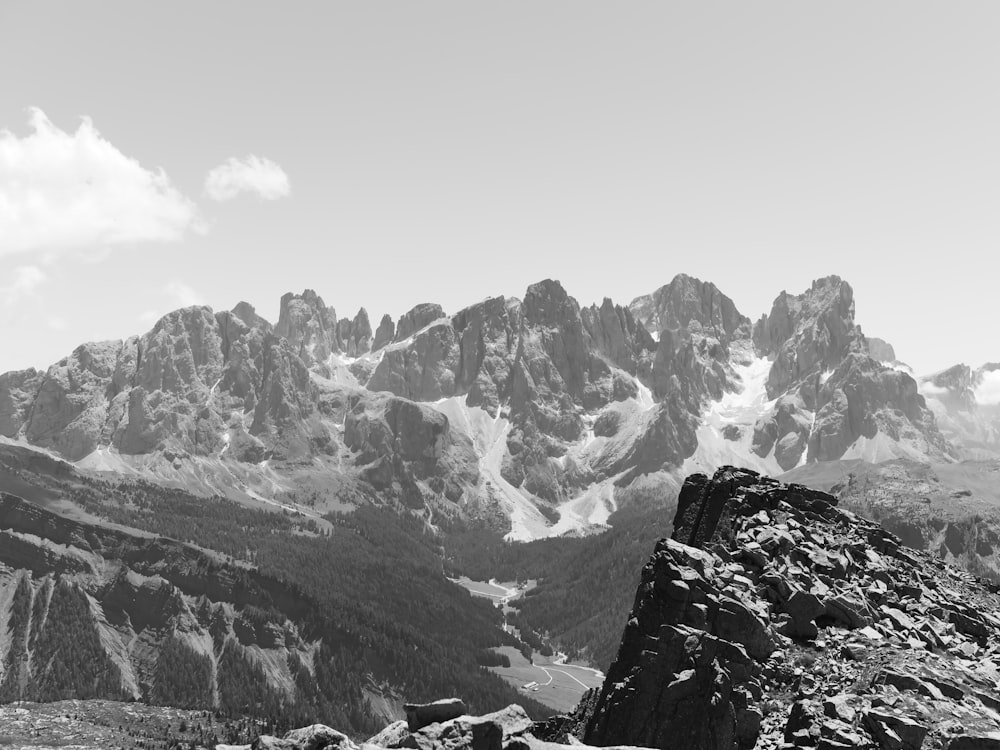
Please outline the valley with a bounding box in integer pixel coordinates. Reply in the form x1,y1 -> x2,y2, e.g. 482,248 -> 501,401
451,576 -> 604,712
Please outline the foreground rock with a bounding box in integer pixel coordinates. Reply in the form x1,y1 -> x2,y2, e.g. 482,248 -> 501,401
404,698 -> 468,731
538,466 -> 1000,750
245,704 -> 649,750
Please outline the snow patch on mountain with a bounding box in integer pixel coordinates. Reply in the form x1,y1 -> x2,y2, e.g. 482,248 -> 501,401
432,395 -> 553,541
682,354 -> 783,476
547,473 -> 627,537
324,353 -> 361,387
840,431 -> 931,463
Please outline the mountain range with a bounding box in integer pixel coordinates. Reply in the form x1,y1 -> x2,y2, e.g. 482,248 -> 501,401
2,273 -> 994,542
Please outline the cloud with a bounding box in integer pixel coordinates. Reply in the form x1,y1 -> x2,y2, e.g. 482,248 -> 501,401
204,155 -> 290,201
918,382 -> 950,397
975,369 -> 1000,406
0,108 -> 201,255
140,281 -> 205,324
164,281 -> 204,307
1,265 -> 47,307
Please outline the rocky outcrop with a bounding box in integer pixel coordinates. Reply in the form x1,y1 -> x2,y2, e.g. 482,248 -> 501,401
546,466 -> 1000,750
367,321 -> 461,401
343,393 -> 479,505
0,368 -> 43,439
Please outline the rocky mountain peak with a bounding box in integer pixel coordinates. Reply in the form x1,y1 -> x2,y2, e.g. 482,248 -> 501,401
275,289 -> 339,363
865,336 -> 897,363
629,273 -> 751,345
231,300 -> 272,331
523,278 -> 580,327
373,313 -> 396,351
395,303 -> 446,341
337,307 -> 373,356
753,276 -> 863,394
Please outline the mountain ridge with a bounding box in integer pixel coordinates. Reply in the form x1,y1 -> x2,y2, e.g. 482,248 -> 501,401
0,274 -> 985,541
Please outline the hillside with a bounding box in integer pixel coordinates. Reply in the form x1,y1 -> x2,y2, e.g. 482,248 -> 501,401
0,445 -> 553,735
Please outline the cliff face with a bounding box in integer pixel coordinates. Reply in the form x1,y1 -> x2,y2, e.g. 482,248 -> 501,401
547,467 -> 1000,750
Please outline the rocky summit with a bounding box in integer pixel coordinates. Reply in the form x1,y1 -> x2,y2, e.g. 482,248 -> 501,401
0,275 -> 966,541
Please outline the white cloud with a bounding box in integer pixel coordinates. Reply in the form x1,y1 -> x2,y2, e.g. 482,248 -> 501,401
204,155 -> 290,202
164,281 -> 204,307
0,108 -> 201,255
918,382 -> 950,397
975,369 -> 1000,406
1,265 -> 47,307
75,246 -> 113,264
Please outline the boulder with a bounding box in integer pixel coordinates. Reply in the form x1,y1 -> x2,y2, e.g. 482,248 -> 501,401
283,724 -> 356,750
404,698 -> 468,732
367,720 -> 410,747
947,736 -> 1000,750
863,710 -> 927,750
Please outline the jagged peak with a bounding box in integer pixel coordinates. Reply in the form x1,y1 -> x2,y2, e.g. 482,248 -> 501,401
628,273 -> 749,343
524,277 -> 571,302
394,302 -> 446,342
145,305 -> 218,336
230,300 -> 272,330
523,278 -> 581,326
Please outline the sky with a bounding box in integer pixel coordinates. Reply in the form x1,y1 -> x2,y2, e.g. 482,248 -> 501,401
1,2 -> 998,375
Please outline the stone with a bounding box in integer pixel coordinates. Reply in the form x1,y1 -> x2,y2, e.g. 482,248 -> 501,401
283,724 -> 356,750
825,595 -> 871,629
401,713 -> 502,750
840,642 -> 870,661
404,698 -> 468,732
863,710 -> 927,750
367,721 -> 410,747
947,736 -> 1000,750
879,671 -> 943,701
823,695 -> 856,724
778,590 -> 826,640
